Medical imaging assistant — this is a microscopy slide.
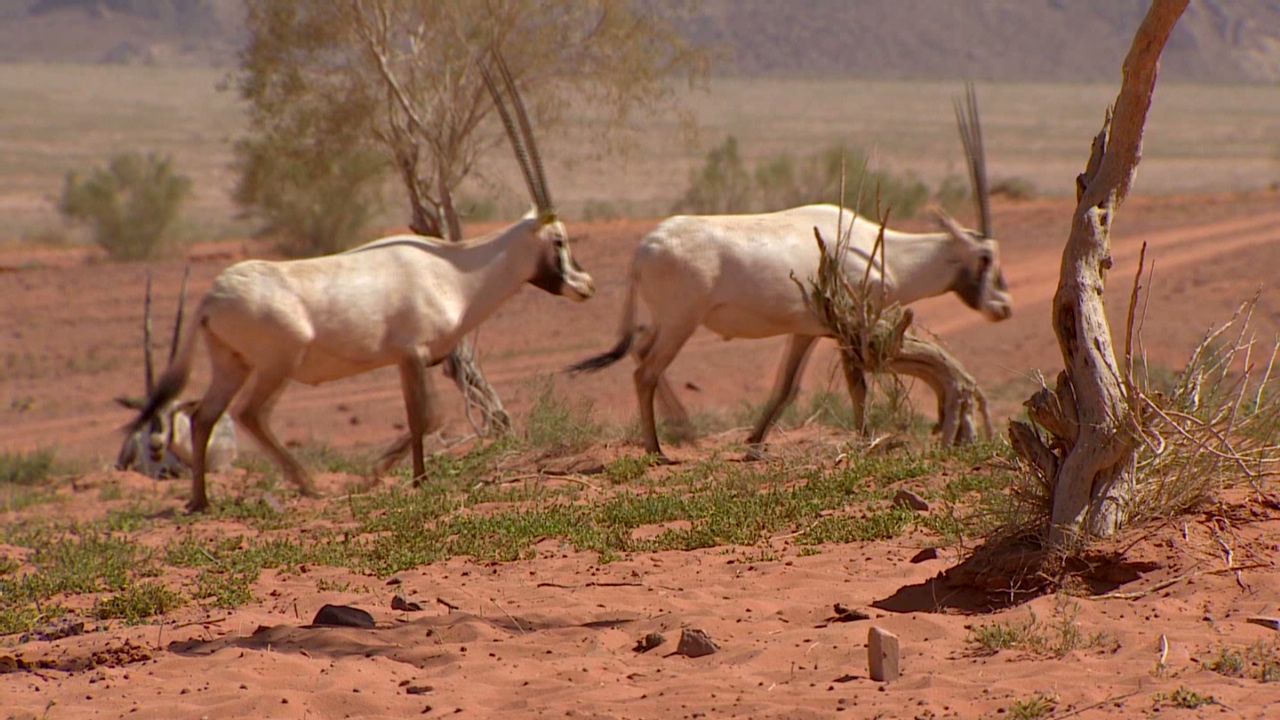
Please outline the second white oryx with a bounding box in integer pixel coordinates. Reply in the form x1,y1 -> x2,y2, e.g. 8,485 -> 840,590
570,86 -> 1011,460
129,52 -> 594,511
115,270 -> 238,478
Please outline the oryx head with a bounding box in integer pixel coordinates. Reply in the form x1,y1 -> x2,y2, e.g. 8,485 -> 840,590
114,269 -> 190,476
935,84 -> 1012,322
481,50 -> 594,302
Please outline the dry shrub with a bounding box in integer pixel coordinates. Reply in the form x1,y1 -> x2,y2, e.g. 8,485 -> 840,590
1124,294 -> 1280,522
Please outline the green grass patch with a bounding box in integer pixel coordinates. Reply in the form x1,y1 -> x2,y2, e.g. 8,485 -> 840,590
524,379 -> 603,457
1154,687 -> 1216,710
967,599 -> 1109,658
0,447 -> 57,485
1006,692 -> 1057,720
93,581 -> 185,624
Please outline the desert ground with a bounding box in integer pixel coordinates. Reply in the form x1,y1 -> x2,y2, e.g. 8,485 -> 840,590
3,65 -> 1280,719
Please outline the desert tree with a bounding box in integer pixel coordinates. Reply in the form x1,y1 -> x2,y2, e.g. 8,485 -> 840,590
235,0 -> 708,435
1007,0 -> 1189,550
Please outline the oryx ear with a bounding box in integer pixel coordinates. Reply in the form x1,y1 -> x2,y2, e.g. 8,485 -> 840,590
932,208 -> 977,246
115,395 -> 146,410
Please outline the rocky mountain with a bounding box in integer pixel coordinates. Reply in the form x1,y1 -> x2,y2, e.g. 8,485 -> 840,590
1,0 -> 1277,82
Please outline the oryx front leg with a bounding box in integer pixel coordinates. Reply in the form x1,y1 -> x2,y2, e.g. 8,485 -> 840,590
398,351 -> 441,487
234,357 -> 317,500
188,336 -> 250,513
633,322 -> 696,461
745,334 -> 818,460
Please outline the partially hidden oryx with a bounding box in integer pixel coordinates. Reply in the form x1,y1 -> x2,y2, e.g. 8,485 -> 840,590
569,87 -> 1011,460
130,52 -> 594,511
115,269 -> 238,478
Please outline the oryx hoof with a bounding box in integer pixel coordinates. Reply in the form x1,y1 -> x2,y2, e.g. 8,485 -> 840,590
185,497 -> 210,514
646,452 -> 677,467
742,445 -> 768,462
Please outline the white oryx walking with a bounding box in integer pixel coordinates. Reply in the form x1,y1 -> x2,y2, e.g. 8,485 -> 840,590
570,87 -> 1011,460
130,52 -> 594,511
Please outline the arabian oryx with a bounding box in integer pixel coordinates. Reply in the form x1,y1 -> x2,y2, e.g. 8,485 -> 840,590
115,269 -> 238,478
570,86 -> 1011,461
129,52 -> 594,511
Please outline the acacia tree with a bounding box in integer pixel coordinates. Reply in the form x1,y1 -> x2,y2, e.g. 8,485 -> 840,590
236,0 -> 708,435
1008,0 -> 1189,550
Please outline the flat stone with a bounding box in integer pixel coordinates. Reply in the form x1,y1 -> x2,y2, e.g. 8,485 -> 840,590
868,626 -> 900,682
893,489 -> 929,512
391,595 -> 423,612
675,628 -> 719,658
909,548 -> 939,564
311,604 -> 375,629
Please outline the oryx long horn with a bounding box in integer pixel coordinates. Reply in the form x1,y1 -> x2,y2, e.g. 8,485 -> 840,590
480,54 -> 546,217
494,50 -> 552,216
954,83 -> 991,238
143,271 -> 155,394
169,265 -> 190,365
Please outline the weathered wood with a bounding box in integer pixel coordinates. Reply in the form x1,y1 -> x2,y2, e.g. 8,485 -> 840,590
1012,0 -> 1188,549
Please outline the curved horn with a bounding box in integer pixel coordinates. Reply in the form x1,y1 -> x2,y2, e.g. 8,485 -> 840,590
494,50 -> 552,216
169,265 -> 190,365
954,83 -> 992,238
480,55 -> 546,217
143,271 -> 155,394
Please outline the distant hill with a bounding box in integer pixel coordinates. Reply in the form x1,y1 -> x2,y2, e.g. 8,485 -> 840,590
1,0 -> 1278,82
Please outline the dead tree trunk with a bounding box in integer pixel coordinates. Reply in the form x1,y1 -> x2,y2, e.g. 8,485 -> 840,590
1008,0 -> 1188,549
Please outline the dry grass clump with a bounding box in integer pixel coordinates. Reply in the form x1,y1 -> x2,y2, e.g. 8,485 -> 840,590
1123,295 -> 1280,522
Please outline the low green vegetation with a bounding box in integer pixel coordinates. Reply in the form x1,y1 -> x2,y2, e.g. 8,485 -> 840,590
0,448 -> 57,485
673,136 -> 938,218
1204,641 -> 1280,683
0,434 -> 1014,634
1153,686 -> 1216,710
1006,692 -> 1057,720
59,151 -> 190,260
967,599 -> 1110,658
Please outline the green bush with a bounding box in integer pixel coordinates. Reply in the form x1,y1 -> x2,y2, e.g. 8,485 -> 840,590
234,136 -> 386,257
675,138 -> 931,218
0,448 -> 57,485
672,136 -> 752,214
59,152 -> 191,260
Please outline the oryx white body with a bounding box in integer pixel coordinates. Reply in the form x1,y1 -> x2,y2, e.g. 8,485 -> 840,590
137,219 -> 592,511
131,49 -> 592,511
572,85 -> 1009,459
572,204 -> 1010,458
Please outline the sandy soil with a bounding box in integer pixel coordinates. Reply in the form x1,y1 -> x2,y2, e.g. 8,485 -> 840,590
3,191 -> 1280,718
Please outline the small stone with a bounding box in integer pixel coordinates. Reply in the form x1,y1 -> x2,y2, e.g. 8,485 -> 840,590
893,490 -> 929,512
868,626 -> 900,682
386,577 -> 403,586
1247,616 -> 1280,631
830,604 -> 870,623
633,632 -> 665,653
909,548 -> 939,564
675,628 -> 719,658
406,685 -> 434,695
391,595 -> 423,612
310,604 -> 375,629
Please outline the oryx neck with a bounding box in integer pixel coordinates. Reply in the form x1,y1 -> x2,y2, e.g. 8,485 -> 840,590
876,230 -> 963,305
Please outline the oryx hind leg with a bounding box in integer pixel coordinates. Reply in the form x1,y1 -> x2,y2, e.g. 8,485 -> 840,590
188,335 -> 250,512
234,358 -> 317,499
630,324 -> 694,441
745,334 -> 819,459
632,320 -> 696,460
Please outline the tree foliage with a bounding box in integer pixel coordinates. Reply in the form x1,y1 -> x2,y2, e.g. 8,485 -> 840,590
235,0 -> 709,251
59,152 -> 190,261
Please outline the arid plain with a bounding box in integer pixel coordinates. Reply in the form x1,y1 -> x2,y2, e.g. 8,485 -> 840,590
3,65 -> 1280,719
